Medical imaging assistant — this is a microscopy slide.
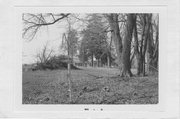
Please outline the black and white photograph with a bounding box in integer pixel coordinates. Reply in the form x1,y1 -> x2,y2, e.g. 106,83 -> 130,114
22,13 -> 159,104
0,0 -> 180,118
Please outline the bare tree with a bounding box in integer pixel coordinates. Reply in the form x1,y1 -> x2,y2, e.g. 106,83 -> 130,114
22,13 -> 70,41
61,19 -> 78,64
36,42 -> 53,68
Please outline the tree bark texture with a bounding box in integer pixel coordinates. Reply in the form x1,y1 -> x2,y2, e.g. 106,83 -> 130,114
107,14 -> 123,71
121,14 -> 136,77
134,14 -> 152,76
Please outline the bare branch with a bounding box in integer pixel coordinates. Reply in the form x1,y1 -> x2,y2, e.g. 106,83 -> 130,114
22,13 -> 70,41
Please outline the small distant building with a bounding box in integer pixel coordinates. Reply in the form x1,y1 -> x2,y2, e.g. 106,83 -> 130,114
73,57 -> 83,66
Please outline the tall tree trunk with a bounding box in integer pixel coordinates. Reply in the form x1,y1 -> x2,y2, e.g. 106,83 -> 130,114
147,21 -> 154,73
151,18 -> 159,72
152,39 -> 158,69
82,48 -> 86,67
107,53 -> 111,67
134,14 -> 151,76
133,16 -> 141,75
97,59 -> 99,67
142,14 -> 151,76
71,51 -> 74,65
108,34 -> 113,68
107,14 -> 123,72
130,51 -> 135,68
91,53 -> 94,67
137,55 -> 143,75
121,14 -> 136,77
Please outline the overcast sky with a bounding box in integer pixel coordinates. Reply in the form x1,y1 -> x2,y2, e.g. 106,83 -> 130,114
22,14 -> 86,64
23,23 -> 66,64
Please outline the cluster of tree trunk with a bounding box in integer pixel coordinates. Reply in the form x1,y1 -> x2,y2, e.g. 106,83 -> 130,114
107,13 -> 159,77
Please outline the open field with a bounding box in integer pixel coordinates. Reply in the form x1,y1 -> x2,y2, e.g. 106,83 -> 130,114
23,67 -> 158,104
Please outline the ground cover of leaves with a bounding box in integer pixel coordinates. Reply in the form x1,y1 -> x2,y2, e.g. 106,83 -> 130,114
23,67 -> 158,104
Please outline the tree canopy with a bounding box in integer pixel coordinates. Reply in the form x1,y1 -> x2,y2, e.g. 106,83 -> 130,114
23,13 -> 159,76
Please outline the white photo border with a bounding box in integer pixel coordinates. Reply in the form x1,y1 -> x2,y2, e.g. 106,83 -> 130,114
0,0 -> 179,118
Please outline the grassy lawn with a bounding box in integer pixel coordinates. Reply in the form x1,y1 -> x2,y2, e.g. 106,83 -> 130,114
22,67 -> 158,104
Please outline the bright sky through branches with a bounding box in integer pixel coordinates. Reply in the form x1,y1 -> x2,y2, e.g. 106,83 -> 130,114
22,14 -> 86,64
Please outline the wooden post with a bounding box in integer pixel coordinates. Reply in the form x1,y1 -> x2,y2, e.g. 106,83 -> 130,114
67,61 -> 72,103
63,33 -> 72,103
67,40 -> 72,103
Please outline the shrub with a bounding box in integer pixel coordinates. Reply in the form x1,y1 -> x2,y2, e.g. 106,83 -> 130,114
34,55 -> 79,70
